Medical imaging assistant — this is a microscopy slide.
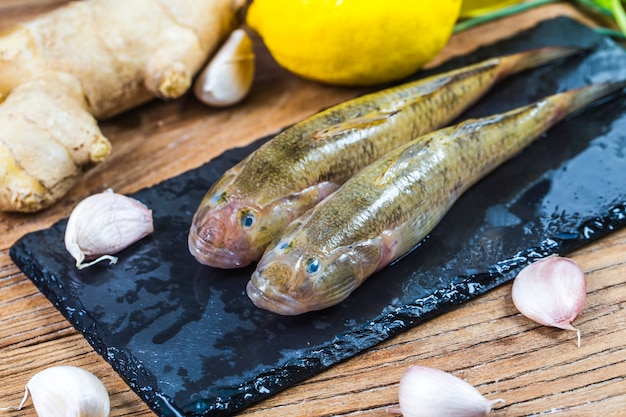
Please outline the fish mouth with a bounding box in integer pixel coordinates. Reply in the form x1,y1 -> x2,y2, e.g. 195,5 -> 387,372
188,226 -> 253,269
246,276 -> 310,315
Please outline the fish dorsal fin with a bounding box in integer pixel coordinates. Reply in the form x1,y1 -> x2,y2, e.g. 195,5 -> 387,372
374,145 -> 420,186
312,110 -> 398,140
373,127 -> 454,186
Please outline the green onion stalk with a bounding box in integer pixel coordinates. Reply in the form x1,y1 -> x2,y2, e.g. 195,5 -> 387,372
453,0 -> 626,40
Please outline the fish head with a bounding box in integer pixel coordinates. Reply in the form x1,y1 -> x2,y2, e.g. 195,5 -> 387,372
189,175 -> 339,269
247,232 -> 383,315
188,189 -> 308,268
188,162 -> 284,268
188,195 -> 264,268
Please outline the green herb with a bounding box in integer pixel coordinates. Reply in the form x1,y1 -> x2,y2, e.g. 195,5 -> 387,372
454,0 -> 557,32
454,0 -> 626,40
609,0 -> 626,33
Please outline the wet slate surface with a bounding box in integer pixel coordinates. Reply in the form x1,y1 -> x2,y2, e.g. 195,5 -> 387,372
10,17 -> 626,417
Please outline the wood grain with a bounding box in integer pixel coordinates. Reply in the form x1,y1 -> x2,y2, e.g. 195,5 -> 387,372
1,2 -> 625,416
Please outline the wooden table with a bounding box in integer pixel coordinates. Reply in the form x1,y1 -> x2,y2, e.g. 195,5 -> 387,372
1,2 -> 625,416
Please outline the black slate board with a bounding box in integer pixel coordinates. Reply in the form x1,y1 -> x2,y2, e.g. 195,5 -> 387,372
10,17 -> 626,417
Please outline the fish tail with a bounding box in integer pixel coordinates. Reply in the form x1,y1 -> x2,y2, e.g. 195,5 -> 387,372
524,80 -> 626,136
496,46 -> 583,79
563,80 -> 626,116
518,80 -> 626,136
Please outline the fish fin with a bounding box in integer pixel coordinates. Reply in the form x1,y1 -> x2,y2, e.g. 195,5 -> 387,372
498,46 -> 584,79
373,143 -> 422,186
312,110 -> 398,140
286,181 -> 339,206
347,238 -> 385,285
373,126 -> 455,186
564,79 -> 626,116
269,181 -> 340,227
379,219 -> 432,268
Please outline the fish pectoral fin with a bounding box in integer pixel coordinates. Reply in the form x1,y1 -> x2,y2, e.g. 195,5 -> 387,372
312,110 -> 398,140
271,181 -> 340,227
380,218 -> 431,267
347,238 -> 385,283
286,181 -> 339,207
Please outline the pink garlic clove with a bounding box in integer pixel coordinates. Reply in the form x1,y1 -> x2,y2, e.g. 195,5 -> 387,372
390,365 -> 504,417
64,189 -> 154,269
511,255 -> 587,347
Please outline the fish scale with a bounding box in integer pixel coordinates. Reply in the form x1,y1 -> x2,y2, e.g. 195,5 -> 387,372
248,80 -> 626,315
189,46 -> 582,269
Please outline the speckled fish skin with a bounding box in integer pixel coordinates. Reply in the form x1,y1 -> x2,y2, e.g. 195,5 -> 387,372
189,47 -> 580,269
248,81 -> 626,315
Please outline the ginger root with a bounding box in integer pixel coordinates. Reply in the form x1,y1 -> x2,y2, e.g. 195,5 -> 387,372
0,0 -> 244,212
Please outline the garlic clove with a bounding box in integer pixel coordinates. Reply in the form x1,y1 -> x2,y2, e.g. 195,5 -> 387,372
3,366 -> 110,417
390,366 -> 504,417
511,255 -> 586,347
194,28 -> 255,107
64,189 -> 154,269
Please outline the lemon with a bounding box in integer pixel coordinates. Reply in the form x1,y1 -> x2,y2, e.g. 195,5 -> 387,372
460,0 -> 522,18
246,0 -> 462,86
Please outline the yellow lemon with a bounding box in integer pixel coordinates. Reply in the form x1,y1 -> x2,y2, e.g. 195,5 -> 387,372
246,0 -> 462,86
460,0 -> 522,18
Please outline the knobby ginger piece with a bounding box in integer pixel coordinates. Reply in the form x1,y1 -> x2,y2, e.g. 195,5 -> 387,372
0,0 -> 244,212
0,72 -> 109,212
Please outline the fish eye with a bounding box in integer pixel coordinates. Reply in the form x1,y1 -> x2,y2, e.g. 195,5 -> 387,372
240,210 -> 255,229
305,257 -> 321,274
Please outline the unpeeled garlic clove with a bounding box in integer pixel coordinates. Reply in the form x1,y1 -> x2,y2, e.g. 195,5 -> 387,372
194,28 -> 255,107
511,255 -> 586,347
390,366 -> 504,417
64,189 -> 154,269
2,366 -> 110,417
